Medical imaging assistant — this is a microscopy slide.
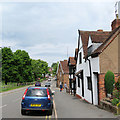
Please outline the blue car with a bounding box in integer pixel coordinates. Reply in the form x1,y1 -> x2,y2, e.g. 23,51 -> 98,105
21,87 -> 53,115
35,81 -> 41,86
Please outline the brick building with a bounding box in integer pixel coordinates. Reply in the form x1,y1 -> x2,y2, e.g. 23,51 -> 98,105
91,19 -> 120,102
56,60 -> 69,88
75,19 -> 120,105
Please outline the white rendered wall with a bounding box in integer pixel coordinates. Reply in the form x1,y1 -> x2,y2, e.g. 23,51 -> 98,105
76,34 -> 100,105
76,35 -> 84,98
89,56 -> 100,105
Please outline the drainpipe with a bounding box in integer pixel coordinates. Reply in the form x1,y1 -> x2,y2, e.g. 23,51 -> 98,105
87,58 -> 93,104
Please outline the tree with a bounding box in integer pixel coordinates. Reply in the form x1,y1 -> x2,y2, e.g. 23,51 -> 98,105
51,62 -> 59,75
2,47 -> 48,84
31,59 -> 49,80
13,50 -> 32,83
0,48 -> 2,82
2,47 -> 14,85
105,70 -> 115,95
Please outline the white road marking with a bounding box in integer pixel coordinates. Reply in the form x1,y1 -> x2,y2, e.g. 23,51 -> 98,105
0,104 -> 7,108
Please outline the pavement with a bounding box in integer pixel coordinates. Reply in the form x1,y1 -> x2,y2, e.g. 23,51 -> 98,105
54,88 -> 119,119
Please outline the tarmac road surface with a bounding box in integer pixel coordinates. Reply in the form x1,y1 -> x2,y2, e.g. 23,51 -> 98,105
1,79 -> 56,119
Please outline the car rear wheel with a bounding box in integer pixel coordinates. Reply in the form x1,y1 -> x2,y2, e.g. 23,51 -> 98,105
52,104 -> 53,109
48,109 -> 52,115
21,109 -> 26,115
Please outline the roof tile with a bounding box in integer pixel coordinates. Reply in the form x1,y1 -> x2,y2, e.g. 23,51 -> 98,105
60,60 -> 69,74
79,30 -> 111,57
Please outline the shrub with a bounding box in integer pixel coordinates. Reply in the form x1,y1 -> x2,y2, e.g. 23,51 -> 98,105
113,89 -> 120,100
115,77 -> 120,91
117,102 -> 120,108
111,98 -> 119,106
105,70 -> 115,94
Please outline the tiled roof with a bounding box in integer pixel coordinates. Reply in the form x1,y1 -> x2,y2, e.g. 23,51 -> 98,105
68,57 -> 76,65
60,60 -> 69,74
91,26 -> 120,57
78,30 -> 111,57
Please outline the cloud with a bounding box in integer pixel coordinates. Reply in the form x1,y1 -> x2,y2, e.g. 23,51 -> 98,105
2,2 -> 117,65
2,38 -> 19,48
27,43 -> 76,55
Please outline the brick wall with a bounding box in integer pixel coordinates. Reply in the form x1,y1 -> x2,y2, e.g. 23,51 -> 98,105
114,73 -> 120,82
57,64 -> 69,88
63,74 -> 69,88
98,74 -> 106,102
98,73 -> 120,103
57,64 -> 62,87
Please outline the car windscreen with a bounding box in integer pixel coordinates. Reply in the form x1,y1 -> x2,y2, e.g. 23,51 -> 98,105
26,89 -> 47,97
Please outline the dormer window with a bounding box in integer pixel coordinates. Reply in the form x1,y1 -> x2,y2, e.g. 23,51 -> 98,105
87,45 -> 93,56
79,52 -> 82,64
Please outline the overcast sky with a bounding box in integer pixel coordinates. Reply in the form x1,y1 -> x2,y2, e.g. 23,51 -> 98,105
1,0 -> 118,66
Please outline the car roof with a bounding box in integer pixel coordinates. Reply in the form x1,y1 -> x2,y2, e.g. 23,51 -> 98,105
27,86 -> 47,89
45,82 -> 50,84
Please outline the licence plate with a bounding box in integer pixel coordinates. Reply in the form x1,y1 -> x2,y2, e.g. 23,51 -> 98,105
30,104 -> 41,107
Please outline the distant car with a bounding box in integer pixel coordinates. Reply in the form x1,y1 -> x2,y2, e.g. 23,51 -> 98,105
21,87 -> 53,115
45,82 -> 51,87
48,79 -> 51,82
35,82 -> 41,87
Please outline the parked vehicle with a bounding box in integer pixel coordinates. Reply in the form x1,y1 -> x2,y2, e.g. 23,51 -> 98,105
45,82 -> 51,87
48,78 -> 51,82
35,81 -> 41,86
21,87 -> 54,115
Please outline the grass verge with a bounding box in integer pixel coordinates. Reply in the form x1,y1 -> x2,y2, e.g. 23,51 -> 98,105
0,78 -> 46,93
0,82 -> 33,93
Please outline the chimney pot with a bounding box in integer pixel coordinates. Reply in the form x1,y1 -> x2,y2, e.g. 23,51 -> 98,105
97,29 -> 103,32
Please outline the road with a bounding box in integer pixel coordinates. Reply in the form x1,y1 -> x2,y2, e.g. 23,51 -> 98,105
1,79 -> 56,119
1,78 -> 120,119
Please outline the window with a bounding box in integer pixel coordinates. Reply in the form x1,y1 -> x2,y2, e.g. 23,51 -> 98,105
78,77 -> 80,87
87,77 -> 92,90
79,52 -> 82,64
26,89 -> 47,97
69,67 -> 73,74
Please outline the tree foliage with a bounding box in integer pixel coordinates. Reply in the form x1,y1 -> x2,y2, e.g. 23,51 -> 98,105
2,47 -> 14,84
0,48 -> 2,82
105,70 -> 115,94
31,59 -> 48,80
13,50 -> 33,83
2,47 -> 49,84
115,76 -> 120,91
51,62 -> 59,75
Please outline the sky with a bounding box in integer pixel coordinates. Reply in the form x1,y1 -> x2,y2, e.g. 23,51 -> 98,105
1,0 -> 118,66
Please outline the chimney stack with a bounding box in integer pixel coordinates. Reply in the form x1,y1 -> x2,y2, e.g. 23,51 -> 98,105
97,29 -> 103,32
111,19 -> 120,31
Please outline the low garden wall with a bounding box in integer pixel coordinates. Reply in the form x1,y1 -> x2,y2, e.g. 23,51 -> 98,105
99,100 -> 117,114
